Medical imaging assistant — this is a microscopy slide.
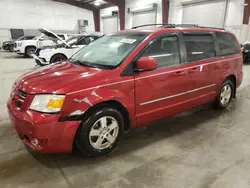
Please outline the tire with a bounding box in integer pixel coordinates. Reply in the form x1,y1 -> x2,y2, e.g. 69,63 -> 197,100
9,46 -> 14,52
50,54 -> 67,64
215,79 -> 234,109
25,46 -> 36,57
75,107 -> 124,157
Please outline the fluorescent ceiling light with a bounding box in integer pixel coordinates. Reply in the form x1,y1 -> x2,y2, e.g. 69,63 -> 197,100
94,0 -> 102,6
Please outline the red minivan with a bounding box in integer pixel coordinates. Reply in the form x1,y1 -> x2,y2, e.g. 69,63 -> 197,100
7,24 -> 243,157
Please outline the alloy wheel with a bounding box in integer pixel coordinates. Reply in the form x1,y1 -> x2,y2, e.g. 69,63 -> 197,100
220,84 -> 232,106
89,116 -> 119,150
27,48 -> 35,56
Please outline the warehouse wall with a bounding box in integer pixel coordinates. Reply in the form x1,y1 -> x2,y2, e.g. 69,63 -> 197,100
100,6 -> 119,32
0,0 -> 95,45
125,0 -> 162,29
169,0 -> 249,43
169,0 -> 245,25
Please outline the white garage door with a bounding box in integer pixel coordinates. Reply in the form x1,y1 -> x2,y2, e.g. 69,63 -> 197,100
182,0 -> 227,28
103,16 -> 118,34
132,11 -> 157,28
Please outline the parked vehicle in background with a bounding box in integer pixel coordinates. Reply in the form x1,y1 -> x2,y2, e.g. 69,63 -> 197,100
241,41 -> 250,63
2,36 -> 35,52
8,24 -> 243,157
13,28 -> 72,57
33,34 -> 102,66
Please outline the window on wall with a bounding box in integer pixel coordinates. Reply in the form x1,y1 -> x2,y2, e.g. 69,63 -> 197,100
183,34 -> 215,62
216,32 -> 240,56
143,35 -> 181,68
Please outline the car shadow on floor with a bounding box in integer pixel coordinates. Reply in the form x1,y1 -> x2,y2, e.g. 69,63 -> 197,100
27,102 -> 227,169
3,55 -> 30,59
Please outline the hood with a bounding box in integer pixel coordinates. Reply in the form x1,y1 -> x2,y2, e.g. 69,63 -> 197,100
16,62 -> 110,94
38,28 -> 70,47
38,44 -> 65,50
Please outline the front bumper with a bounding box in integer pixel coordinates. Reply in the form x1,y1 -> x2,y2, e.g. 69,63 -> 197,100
32,54 -> 49,66
14,46 -> 25,54
7,99 -> 80,153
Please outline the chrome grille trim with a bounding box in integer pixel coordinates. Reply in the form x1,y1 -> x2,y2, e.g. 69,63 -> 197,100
17,89 -> 27,99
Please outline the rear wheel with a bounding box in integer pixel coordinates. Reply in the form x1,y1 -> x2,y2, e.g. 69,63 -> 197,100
215,80 -> 234,109
75,107 -> 124,157
50,54 -> 67,64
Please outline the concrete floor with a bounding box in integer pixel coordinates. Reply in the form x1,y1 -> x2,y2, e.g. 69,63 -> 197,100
1,50 -> 250,188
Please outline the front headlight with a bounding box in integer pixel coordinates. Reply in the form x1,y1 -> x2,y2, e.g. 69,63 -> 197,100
18,42 -> 22,46
30,95 -> 65,113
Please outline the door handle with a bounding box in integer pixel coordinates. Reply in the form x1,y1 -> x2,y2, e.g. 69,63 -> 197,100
188,67 -> 199,73
173,71 -> 186,76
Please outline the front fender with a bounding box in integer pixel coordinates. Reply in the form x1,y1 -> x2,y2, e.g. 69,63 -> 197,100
60,82 -> 135,122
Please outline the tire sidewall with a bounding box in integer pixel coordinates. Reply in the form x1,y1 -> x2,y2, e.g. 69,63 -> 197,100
26,47 -> 36,57
217,80 -> 234,108
76,108 -> 124,157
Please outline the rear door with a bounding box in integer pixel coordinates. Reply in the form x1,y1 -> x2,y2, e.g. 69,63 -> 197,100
181,32 -> 217,106
134,33 -> 192,126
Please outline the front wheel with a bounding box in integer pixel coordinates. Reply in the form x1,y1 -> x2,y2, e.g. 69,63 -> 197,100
75,107 -> 124,157
25,47 -> 36,57
50,54 -> 67,64
215,80 -> 234,109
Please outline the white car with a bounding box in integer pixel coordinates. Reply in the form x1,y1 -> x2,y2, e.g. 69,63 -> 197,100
14,28 -> 72,57
33,32 -> 101,66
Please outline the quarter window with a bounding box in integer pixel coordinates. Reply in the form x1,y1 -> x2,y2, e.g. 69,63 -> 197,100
216,32 -> 240,56
183,34 -> 215,62
143,36 -> 181,68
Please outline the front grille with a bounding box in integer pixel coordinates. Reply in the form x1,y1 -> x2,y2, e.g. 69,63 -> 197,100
14,100 -> 22,108
13,89 -> 27,108
17,89 -> 27,99
14,43 -> 17,48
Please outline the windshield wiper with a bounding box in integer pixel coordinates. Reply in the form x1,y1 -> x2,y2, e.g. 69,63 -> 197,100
69,59 -> 99,68
69,59 -> 115,70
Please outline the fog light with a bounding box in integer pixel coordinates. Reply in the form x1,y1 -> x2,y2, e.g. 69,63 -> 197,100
32,138 -> 39,146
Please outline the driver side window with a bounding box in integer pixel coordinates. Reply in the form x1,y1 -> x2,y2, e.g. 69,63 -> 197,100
142,35 -> 181,68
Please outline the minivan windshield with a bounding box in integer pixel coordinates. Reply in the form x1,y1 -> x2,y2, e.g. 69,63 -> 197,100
70,33 -> 148,69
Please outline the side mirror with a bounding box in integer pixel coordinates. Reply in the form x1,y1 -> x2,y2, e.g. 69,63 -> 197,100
136,57 -> 157,71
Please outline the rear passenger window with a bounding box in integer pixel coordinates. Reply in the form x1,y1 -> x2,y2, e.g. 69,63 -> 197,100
216,32 -> 240,56
143,36 -> 181,68
183,34 -> 215,62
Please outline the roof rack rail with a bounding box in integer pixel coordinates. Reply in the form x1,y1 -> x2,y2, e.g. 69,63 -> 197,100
132,24 -> 225,30
199,26 -> 225,30
163,24 -> 199,28
132,24 -> 175,29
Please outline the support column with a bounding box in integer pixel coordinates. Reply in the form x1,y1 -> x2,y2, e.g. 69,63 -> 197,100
93,9 -> 100,32
119,6 -> 125,30
240,0 -> 250,43
162,0 -> 170,24
243,0 -> 250,25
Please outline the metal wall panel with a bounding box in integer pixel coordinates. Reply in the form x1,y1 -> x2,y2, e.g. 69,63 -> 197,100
182,0 -> 227,28
132,11 -> 157,28
103,16 -> 118,34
